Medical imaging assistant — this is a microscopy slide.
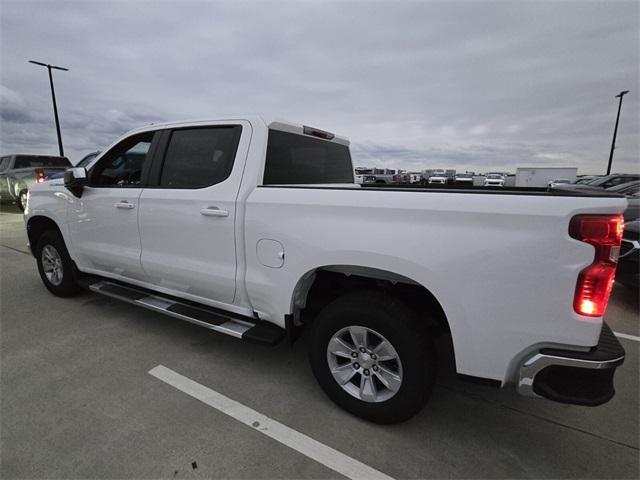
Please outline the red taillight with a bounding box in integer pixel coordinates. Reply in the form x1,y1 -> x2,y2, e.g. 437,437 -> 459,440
570,214 -> 623,317
35,167 -> 45,183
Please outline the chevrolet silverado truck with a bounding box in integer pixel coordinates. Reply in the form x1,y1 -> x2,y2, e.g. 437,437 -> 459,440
0,154 -> 71,210
24,117 -> 626,423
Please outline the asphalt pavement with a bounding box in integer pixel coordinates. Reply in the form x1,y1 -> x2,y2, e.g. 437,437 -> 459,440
1,202 -> 638,479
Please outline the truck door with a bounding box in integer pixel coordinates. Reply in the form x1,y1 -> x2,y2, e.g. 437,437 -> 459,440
138,121 -> 250,305
68,131 -> 159,281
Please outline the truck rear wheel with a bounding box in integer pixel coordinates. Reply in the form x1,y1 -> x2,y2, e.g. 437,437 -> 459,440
309,291 -> 436,424
35,230 -> 81,297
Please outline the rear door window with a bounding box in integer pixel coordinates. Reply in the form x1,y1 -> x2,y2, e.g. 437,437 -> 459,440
159,126 -> 241,189
264,130 -> 354,184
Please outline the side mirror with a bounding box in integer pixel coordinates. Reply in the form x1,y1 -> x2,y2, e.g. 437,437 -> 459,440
64,167 -> 88,197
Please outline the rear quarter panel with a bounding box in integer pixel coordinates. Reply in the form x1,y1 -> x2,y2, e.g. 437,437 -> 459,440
244,187 -> 626,382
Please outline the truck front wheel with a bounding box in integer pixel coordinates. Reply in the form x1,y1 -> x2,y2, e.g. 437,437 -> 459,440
309,291 -> 436,424
35,230 -> 81,297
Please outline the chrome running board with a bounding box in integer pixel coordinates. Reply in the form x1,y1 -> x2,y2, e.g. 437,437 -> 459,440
88,280 -> 284,345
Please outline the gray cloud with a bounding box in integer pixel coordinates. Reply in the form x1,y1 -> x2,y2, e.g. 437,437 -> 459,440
0,0 -> 638,175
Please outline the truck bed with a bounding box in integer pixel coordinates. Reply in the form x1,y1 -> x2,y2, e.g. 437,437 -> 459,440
261,183 -> 624,198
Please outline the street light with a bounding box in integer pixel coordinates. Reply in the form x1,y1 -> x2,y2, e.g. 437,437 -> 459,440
606,90 -> 630,176
28,60 -> 69,157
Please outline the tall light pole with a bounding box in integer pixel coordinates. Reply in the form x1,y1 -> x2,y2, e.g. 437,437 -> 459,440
28,60 -> 69,157
606,90 -> 629,175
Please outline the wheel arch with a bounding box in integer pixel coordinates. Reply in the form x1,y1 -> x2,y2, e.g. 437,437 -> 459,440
12,179 -> 27,198
26,215 -> 63,256
290,265 -> 450,335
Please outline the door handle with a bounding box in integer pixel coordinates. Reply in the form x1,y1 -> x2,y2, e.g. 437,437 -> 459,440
114,201 -> 135,209
200,206 -> 229,217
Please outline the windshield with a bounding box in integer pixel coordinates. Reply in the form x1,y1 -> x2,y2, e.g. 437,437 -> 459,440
487,175 -> 502,179
77,152 -> 99,168
589,175 -> 640,187
586,177 -> 610,186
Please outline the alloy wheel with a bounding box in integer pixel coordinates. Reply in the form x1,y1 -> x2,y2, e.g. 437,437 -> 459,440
326,325 -> 403,403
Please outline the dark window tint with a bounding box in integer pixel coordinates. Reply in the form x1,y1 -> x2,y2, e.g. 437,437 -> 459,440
264,130 -> 353,185
605,176 -> 640,188
160,126 -> 241,188
593,175 -> 640,188
14,156 -> 71,168
91,132 -> 154,186
0,157 -> 10,171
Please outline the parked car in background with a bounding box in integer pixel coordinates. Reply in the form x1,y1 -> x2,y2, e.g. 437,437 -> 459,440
50,151 -> 101,180
428,174 -> 447,184
393,172 -> 411,184
574,175 -> 600,185
606,180 -> 640,221
455,173 -> 474,185
0,154 -> 72,210
617,219 -> 639,293
360,175 -> 377,185
408,173 -> 422,184
363,168 -> 397,184
548,179 -> 572,188
584,174 -> 640,189
483,173 -> 505,187
354,167 -> 373,185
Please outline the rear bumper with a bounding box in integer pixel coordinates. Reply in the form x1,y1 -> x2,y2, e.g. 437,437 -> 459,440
517,323 -> 624,406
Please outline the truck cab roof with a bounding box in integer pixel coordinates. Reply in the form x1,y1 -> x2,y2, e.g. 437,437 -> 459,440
122,116 -> 350,146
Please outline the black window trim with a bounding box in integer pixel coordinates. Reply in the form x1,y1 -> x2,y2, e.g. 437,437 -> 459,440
88,130 -> 161,188
146,124 -> 243,190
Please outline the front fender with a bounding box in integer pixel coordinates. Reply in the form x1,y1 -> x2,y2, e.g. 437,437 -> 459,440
24,184 -> 75,260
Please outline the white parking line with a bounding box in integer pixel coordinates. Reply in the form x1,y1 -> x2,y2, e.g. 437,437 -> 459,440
149,365 -> 393,480
614,331 -> 640,342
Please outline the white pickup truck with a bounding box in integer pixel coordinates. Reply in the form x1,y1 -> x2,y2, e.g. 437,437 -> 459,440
24,116 -> 626,423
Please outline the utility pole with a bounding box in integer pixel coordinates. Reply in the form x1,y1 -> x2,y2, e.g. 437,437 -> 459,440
606,90 -> 629,175
28,60 -> 69,157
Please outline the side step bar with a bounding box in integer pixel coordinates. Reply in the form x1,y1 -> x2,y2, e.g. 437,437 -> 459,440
87,280 -> 284,345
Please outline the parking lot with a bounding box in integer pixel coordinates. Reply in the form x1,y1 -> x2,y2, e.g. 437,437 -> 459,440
1,203 -> 638,479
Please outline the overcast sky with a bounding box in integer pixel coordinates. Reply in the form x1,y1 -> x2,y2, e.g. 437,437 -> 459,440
1,0 -> 638,174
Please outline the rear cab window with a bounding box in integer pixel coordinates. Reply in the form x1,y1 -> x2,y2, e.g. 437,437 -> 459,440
13,156 -> 71,168
263,129 -> 354,185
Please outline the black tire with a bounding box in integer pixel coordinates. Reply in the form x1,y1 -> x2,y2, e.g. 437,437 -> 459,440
35,230 -> 81,297
17,190 -> 28,212
309,291 -> 437,424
